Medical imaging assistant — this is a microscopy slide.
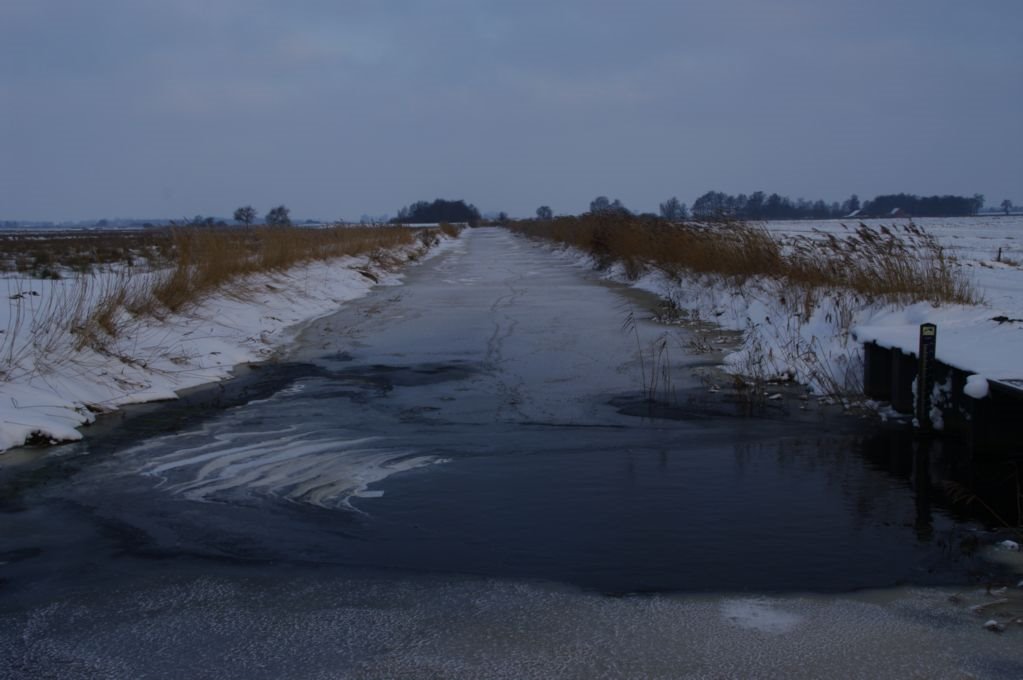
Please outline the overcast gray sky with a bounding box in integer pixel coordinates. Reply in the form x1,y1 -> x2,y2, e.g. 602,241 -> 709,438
2,0 -> 1021,221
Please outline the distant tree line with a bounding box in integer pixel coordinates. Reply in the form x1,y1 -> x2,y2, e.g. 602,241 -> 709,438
588,196 -> 632,216
686,191 -> 984,220
527,189 -> 991,224
391,199 -> 481,225
689,191 -> 847,219
860,193 -> 984,218
6,189 -> 998,233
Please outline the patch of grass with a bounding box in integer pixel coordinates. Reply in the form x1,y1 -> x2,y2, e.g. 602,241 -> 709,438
0,229 -> 175,278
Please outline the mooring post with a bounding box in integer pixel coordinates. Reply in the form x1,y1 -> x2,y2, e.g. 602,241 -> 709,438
915,323 -> 937,431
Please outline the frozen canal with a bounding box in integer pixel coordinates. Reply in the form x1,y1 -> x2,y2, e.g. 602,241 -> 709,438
1,228 -> 1020,678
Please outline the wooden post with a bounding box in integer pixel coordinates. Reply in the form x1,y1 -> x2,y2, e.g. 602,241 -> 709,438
916,323 -> 937,431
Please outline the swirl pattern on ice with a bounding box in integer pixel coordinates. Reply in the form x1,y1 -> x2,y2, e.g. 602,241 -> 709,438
121,418 -> 440,510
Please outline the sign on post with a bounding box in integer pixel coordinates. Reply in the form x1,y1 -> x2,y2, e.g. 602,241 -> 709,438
916,323 -> 937,431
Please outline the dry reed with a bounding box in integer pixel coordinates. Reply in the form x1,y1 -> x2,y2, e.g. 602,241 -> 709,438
1,225 -> 439,376
508,215 -> 977,305
148,226 -> 418,313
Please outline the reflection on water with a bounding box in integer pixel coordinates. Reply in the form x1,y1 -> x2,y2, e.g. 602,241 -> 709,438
739,431 -> 1021,545
859,430 -> 1022,536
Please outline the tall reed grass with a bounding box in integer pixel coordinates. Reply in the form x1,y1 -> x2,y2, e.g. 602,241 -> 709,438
786,222 -> 976,305
148,226 -> 419,313
0,225 -> 444,379
511,215 -> 977,399
509,215 -> 977,305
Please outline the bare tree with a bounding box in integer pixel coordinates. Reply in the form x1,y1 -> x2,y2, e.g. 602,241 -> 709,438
1001,199 -> 1013,215
590,196 -> 630,215
265,205 -> 291,227
536,205 -> 553,220
659,197 -> 687,221
234,205 -> 257,226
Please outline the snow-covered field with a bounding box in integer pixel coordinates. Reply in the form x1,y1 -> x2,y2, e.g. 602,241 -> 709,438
0,235 -> 460,453
596,216 -> 1023,406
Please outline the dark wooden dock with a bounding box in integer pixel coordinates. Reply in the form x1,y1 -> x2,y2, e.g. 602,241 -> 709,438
863,340 -> 1023,454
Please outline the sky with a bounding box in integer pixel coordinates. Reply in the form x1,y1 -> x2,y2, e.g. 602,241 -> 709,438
1,0 -> 1021,221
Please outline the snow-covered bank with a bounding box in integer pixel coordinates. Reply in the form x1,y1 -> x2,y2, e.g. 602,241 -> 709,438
766,218 -> 1023,392
542,216 -> 1023,401
0,235 -> 462,453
